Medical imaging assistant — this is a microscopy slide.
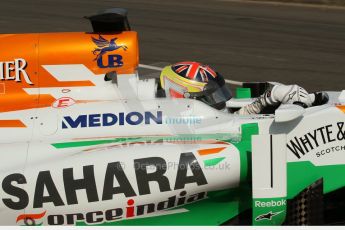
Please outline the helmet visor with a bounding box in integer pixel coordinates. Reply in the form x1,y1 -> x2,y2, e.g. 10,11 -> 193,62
188,73 -> 232,110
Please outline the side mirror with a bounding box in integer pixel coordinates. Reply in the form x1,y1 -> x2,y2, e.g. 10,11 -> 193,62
275,104 -> 305,122
104,71 -> 118,84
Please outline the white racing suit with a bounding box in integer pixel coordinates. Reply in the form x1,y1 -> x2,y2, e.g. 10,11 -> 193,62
236,84 -> 314,115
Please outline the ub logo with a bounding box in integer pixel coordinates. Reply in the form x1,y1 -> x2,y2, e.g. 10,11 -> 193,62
92,35 -> 128,68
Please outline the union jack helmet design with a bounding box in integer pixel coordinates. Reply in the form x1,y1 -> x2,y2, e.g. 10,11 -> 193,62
160,61 -> 232,110
171,62 -> 218,82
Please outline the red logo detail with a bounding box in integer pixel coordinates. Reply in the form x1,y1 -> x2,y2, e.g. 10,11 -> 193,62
52,97 -> 76,108
16,211 -> 46,225
126,199 -> 135,218
169,89 -> 184,98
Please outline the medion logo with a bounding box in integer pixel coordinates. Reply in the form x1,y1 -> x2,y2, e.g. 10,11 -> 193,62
0,58 -> 33,85
62,111 -> 163,129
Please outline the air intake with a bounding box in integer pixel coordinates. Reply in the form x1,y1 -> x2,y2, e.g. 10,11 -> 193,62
85,8 -> 131,33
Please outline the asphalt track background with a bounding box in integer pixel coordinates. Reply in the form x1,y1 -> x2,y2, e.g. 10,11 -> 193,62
0,0 -> 345,92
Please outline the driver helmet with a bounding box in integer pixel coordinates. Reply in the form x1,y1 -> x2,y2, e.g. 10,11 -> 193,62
160,61 -> 232,110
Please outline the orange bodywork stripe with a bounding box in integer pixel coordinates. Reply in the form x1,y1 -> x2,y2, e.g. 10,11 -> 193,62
337,105 -> 345,113
0,120 -> 26,128
198,147 -> 226,156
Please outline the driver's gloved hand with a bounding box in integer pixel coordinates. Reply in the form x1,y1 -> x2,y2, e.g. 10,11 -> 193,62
236,84 -> 313,115
262,84 -> 313,108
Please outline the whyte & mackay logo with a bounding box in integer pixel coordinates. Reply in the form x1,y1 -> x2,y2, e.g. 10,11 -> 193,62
287,122 -> 345,159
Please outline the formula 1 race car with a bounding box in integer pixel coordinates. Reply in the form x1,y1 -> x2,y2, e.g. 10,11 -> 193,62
0,8 -> 345,226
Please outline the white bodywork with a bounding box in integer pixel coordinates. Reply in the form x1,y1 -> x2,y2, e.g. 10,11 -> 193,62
0,68 -> 345,225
